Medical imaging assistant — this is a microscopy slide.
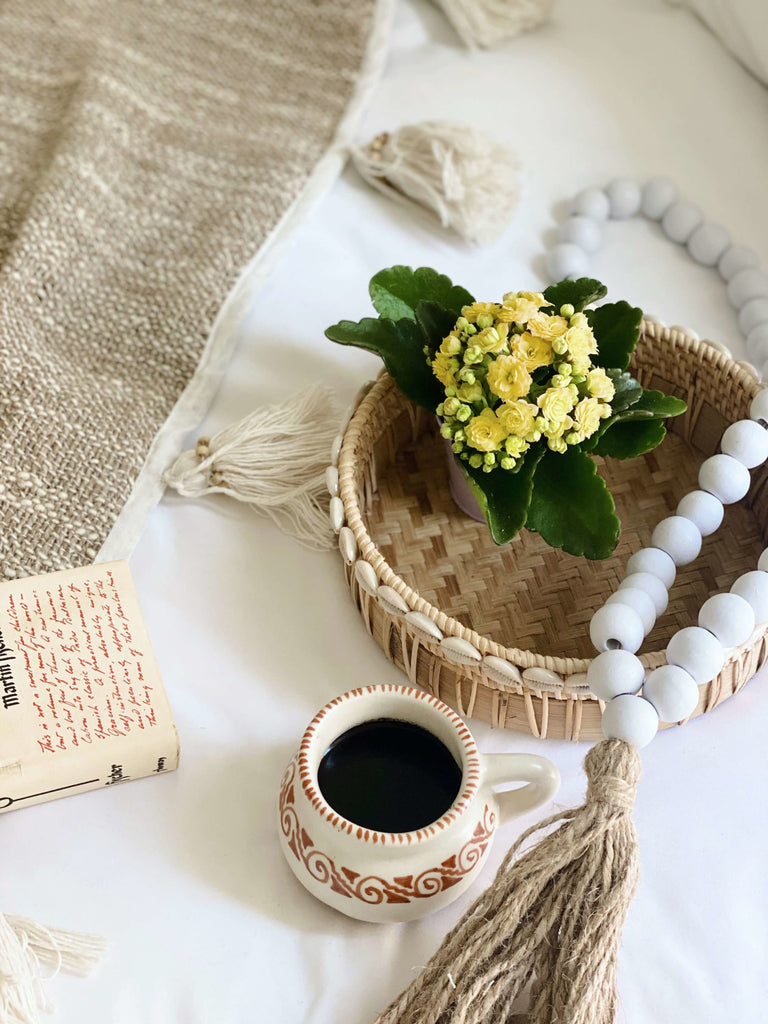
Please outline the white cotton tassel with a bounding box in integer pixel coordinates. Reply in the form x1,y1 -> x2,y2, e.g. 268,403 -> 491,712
164,386 -> 340,551
431,0 -> 553,49
0,914 -> 106,1024
351,122 -> 521,245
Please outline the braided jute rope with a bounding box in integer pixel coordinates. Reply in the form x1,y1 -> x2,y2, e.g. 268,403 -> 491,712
374,739 -> 640,1024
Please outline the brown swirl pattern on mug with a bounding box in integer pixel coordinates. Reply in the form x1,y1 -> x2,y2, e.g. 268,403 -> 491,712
279,761 -> 496,904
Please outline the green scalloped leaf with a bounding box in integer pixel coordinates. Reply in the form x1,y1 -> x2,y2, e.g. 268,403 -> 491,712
606,369 -> 643,412
325,317 -> 442,411
415,301 -> 459,358
526,448 -> 620,559
592,418 -> 667,459
543,278 -> 607,312
369,266 -> 474,321
461,446 -> 544,545
628,389 -> 687,418
587,301 -> 643,371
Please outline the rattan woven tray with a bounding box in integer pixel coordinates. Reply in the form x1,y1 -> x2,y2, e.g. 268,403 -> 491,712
335,322 -> 768,741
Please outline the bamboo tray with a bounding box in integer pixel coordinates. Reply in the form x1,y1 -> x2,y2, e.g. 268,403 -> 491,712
335,323 -> 768,741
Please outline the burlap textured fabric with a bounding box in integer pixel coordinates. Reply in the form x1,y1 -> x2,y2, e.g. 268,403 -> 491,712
0,0 -> 379,580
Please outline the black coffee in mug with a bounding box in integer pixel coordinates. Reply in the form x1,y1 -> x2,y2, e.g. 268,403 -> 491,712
317,717 -> 463,833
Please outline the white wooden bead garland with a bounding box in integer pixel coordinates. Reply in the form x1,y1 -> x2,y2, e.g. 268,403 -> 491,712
549,177 -> 768,381
589,387 -> 768,747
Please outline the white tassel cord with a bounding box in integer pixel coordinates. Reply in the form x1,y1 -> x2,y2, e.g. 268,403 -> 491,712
351,122 -> 521,246
0,915 -> 105,1024
164,386 -> 340,551
431,0 -> 553,49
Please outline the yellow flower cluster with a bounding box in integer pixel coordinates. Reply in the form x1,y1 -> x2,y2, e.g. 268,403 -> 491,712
432,291 -> 615,473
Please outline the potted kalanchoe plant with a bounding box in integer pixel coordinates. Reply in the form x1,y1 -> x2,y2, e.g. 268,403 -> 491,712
326,267 -> 686,559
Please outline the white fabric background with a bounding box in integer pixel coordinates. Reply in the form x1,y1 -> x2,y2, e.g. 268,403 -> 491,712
4,1 -> 768,1022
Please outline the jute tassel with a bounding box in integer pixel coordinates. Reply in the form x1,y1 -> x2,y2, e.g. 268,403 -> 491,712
164,386 -> 339,551
0,914 -> 105,1024
375,739 -> 641,1024
431,0 -> 553,49
351,122 -> 520,245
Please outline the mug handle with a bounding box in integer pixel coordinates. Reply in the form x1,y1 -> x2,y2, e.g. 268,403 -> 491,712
480,753 -> 560,822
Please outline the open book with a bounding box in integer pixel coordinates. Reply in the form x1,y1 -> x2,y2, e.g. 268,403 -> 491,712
0,560 -> 179,814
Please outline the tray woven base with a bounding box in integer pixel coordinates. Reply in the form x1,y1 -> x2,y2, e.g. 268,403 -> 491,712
338,324 -> 768,740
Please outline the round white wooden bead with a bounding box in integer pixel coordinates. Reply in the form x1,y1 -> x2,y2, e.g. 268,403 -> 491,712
727,268 -> 768,309
651,515 -> 702,566
643,665 -> 699,722
590,604 -> 644,654
620,572 -> 669,615
662,200 -> 702,244
746,324 -> 768,365
759,549 -> 768,573
730,571 -> 768,624
699,592 -> 755,647
626,547 -> 676,588
739,297 -> 768,336
749,389 -> 768,424
641,177 -> 678,220
606,178 -> 641,219
587,649 -> 645,701
698,454 -> 751,504
687,222 -> 730,266
571,187 -> 610,221
545,243 -> 588,282
718,244 -> 759,282
666,626 -> 725,684
607,588 -> 656,635
557,215 -> 602,253
721,419 -> 768,468
601,694 -> 659,748
676,490 -> 724,536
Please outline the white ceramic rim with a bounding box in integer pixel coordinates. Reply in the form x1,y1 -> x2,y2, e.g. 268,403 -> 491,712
296,683 -> 482,846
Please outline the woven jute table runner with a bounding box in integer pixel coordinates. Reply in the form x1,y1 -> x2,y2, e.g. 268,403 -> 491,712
0,0 -> 384,580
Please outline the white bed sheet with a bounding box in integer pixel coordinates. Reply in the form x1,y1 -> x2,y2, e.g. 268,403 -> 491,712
4,1 -> 768,1022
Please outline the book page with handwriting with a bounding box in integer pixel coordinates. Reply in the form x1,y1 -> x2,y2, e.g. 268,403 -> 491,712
0,560 -> 179,813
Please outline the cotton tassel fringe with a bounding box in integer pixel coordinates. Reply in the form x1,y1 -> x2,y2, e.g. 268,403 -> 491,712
351,122 -> 520,246
431,0 -> 553,49
164,386 -> 340,551
374,739 -> 641,1024
0,914 -> 106,1024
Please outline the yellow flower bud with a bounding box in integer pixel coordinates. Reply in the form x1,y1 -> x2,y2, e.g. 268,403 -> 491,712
474,326 -> 507,354
586,367 -> 615,401
464,407 -> 508,452
457,381 -> 483,404
527,311 -> 569,341
572,397 -> 604,439
461,302 -> 498,323
538,386 -> 576,423
486,355 -> 532,402
432,352 -> 458,388
497,400 -> 538,438
511,331 -> 554,371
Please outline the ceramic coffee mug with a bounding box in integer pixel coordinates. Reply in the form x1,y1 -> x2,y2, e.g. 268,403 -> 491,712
278,684 -> 560,923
